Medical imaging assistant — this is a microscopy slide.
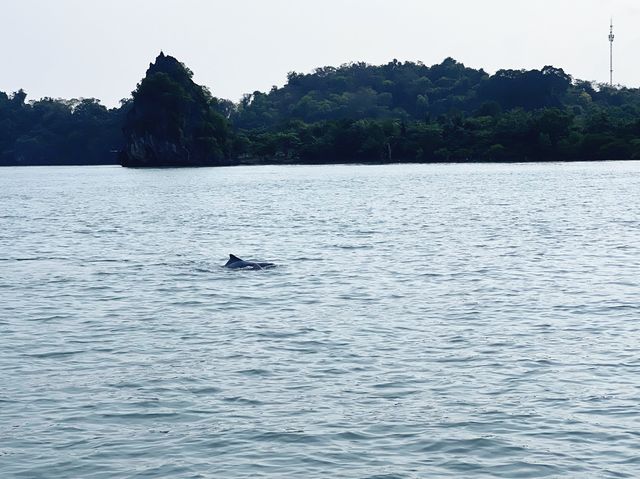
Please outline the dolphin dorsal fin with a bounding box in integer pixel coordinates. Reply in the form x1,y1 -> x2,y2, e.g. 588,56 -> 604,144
229,254 -> 242,262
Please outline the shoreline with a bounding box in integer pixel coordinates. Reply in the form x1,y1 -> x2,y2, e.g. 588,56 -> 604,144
2,157 -> 639,168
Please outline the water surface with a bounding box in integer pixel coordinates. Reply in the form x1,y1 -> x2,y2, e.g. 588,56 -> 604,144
1,162 -> 639,478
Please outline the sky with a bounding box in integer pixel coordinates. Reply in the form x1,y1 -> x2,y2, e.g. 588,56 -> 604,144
2,0 -> 639,107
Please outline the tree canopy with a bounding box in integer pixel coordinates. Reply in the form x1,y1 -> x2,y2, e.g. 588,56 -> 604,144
0,90 -> 128,165
1,55 -> 640,166
230,58 -> 640,163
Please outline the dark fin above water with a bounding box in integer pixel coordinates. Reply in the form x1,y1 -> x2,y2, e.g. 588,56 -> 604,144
225,254 -> 275,270
226,254 -> 243,266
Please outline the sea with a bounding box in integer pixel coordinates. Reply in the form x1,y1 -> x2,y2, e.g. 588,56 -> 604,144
1,162 -> 639,478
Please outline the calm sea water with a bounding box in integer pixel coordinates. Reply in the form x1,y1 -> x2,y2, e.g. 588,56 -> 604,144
1,162 -> 639,478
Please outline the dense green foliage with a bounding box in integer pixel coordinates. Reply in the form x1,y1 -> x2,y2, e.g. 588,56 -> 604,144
232,59 -> 640,163
120,52 -> 231,167
1,55 -> 640,166
0,91 -> 127,165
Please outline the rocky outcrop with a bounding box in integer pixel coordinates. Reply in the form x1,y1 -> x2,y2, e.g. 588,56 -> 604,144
120,52 -> 230,167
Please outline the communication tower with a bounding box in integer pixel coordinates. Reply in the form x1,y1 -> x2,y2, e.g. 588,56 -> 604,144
609,19 -> 615,86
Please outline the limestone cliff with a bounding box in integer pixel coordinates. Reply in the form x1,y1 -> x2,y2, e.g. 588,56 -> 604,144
120,52 -> 230,167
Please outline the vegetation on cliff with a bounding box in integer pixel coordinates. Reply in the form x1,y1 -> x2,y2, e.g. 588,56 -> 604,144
1,54 -> 640,166
119,52 -> 231,167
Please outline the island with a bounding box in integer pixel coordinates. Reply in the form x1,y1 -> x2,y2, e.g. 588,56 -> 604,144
1,53 -> 639,166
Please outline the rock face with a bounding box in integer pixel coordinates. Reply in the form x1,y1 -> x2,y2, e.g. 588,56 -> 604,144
120,52 -> 230,167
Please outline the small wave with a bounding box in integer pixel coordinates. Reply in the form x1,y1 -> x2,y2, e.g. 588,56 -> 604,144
27,350 -> 84,359
222,396 -> 264,406
332,244 -> 374,250
236,368 -> 272,377
100,412 -> 180,419
254,430 -> 323,444
3,256 -> 68,262
190,386 -> 222,395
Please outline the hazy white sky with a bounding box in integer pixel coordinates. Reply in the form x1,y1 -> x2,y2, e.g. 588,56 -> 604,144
2,0 -> 639,107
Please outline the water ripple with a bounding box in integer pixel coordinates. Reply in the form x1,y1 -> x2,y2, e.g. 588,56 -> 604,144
1,162 -> 640,478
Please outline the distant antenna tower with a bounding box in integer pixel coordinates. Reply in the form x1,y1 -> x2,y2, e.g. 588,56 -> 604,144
608,19 -> 615,86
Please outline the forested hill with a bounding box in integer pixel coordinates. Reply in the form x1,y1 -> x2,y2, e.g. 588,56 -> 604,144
0,91 -> 129,166
2,56 -> 640,166
230,58 -> 640,163
234,58 -> 640,128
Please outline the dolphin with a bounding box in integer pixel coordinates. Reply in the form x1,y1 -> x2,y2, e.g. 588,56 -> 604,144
224,254 -> 276,270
